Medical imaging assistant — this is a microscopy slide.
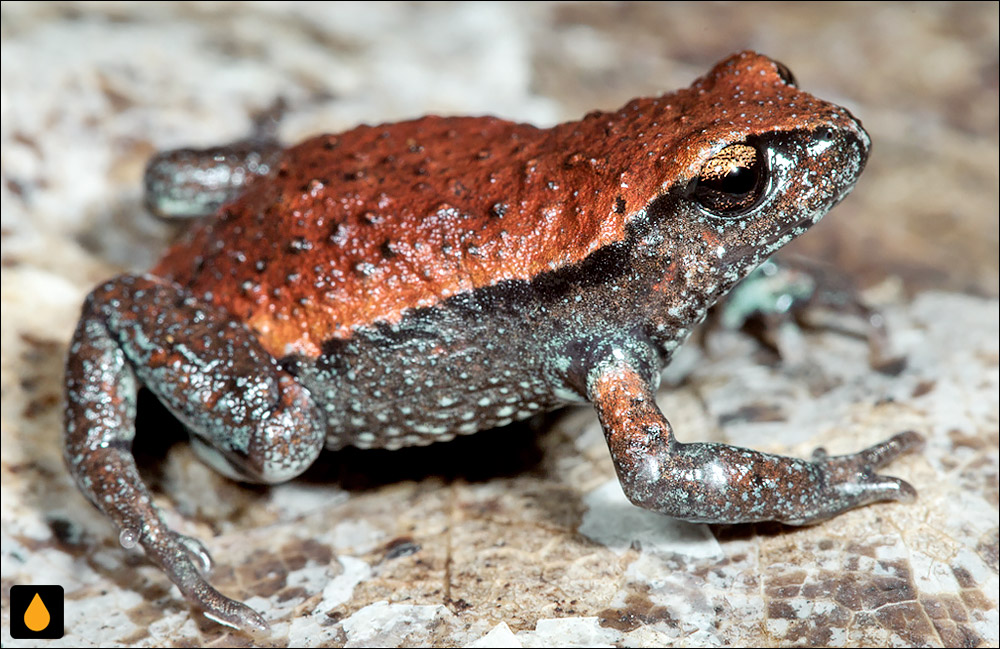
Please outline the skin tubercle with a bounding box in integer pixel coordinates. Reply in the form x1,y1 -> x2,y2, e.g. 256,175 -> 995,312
152,53 -> 847,358
61,51 -> 919,632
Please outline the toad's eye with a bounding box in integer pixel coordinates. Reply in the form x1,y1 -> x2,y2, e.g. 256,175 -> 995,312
692,142 -> 766,216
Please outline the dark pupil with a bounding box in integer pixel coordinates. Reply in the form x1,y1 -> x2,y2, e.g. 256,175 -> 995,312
705,164 -> 756,195
693,143 -> 765,215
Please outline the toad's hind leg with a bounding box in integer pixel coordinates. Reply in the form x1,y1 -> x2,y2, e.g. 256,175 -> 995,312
63,274 -> 326,631
586,354 -> 923,525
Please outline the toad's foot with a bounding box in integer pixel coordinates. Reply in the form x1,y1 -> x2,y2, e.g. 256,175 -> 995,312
142,530 -> 270,633
64,274 -> 326,632
586,354 -> 923,525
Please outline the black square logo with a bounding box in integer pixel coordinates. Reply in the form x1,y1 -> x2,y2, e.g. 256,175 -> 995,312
9,585 -> 64,639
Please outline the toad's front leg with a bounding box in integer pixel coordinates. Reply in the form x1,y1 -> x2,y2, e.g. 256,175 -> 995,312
63,274 -> 327,631
585,353 -> 922,525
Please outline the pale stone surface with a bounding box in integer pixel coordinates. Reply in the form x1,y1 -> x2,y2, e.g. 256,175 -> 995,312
2,2 -> 996,647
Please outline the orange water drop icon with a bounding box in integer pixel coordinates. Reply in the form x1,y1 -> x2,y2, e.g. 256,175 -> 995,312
24,592 -> 50,632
